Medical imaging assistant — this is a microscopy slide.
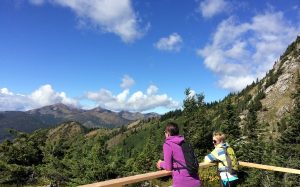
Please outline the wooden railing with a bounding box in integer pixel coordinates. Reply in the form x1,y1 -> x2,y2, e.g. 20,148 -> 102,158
78,161 -> 300,187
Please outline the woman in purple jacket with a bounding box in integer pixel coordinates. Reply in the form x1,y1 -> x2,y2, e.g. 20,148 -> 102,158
156,122 -> 201,187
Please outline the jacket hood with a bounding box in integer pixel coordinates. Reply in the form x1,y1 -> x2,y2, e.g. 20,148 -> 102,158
165,135 -> 185,145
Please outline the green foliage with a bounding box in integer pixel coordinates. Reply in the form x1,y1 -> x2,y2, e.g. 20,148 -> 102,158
216,98 -> 241,142
182,89 -> 213,156
264,63 -> 283,89
237,94 -> 252,112
280,35 -> 300,59
0,129 -> 47,185
160,109 -> 182,121
265,70 -> 277,88
276,72 -> 300,185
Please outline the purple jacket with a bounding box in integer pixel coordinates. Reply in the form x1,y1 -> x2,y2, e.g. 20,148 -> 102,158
160,135 -> 201,187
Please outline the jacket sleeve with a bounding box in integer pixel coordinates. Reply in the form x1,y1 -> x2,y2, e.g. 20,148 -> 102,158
204,148 -> 218,163
159,143 -> 173,171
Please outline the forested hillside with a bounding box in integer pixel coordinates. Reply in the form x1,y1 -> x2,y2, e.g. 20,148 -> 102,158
1,37 -> 300,186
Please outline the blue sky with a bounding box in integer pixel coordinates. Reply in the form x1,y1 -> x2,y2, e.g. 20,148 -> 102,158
0,0 -> 300,113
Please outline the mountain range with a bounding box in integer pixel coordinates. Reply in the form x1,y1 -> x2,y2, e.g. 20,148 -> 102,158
0,103 -> 159,141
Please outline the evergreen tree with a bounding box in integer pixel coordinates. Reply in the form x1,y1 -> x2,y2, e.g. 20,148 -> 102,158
182,89 -> 212,156
244,102 -> 259,140
133,130 -> 161,173
41,139 -> 70,186
277,72 -> 300,185
219,98 -> 241,143
238,102 -> 265,186
66,134 -> 111,186
0,130 -> 47,185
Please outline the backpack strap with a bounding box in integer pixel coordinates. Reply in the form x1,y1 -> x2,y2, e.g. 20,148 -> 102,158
224,147 -> 233,171
221,146 -> 238,175
164,142 -> 187,171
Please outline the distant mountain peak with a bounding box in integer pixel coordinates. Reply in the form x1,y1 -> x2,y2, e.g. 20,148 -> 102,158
27,103 -> 82,115
89,106 -> 112,113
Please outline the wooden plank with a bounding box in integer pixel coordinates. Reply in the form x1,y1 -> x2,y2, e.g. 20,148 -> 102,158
78,170 -> 171,187
239,161 -> 300,175
78,162 -> 216,187
79,161 -> 300,187
199,162 -> 216,168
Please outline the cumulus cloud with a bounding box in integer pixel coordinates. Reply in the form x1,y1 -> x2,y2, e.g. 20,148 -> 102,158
29,84 -> 77,106
147,85 -> 158,95
28,0 -> 146,42
120,75 -> 135,89
197,11 -> 300,91
199,0 -> 229,18
154,33 -> 183,52
86,84 -> 179,112
0,85 -> 78,111
0,82 -> 180,112
0,88 -> 13,95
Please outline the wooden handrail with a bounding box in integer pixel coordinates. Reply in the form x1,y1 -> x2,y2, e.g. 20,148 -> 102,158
78,161 -> 300,187
239,161 -> 300,175
78,162 -> 215,187
79,170 -> 171,187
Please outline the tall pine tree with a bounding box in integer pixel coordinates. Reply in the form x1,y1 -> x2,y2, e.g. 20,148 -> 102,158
238,100 -> 265,186
182,89 -> 212,156
219,98 -> 241,143
278,71 -> 300,185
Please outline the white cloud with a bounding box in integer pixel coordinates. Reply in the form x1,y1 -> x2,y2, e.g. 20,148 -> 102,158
29,84 -> 78,106
0,85 -> 78,111
28,0 -> 145,42
188,89 -> 196,98
147,85 -> 158,95
38,85 -> 76,106
86,85 -> 179,112
197,11 -> 300,91
0,88 -> 30,111
0,88 -> 13,95
219,75 -> 256,91
0,83 -> 180,112
120,75 -> 135,89
199,0 -> 229,18
154,33 -> 183,52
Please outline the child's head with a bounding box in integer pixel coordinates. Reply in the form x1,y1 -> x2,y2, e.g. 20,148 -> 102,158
213,131 -> 226,145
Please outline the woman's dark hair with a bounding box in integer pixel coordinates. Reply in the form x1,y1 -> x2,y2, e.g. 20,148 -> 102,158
165,122 -> 179,136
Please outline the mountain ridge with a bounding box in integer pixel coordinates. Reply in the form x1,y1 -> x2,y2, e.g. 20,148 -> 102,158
0,103 -> 160,141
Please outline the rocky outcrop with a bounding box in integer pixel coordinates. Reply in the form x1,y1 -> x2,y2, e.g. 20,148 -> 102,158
258,37 -> 300,125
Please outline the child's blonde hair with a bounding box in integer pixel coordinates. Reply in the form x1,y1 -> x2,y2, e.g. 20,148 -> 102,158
213,131 -> 226,143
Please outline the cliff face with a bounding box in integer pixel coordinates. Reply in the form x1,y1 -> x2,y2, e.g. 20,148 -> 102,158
237,36 -> 300,136
264,39 -> 299,114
